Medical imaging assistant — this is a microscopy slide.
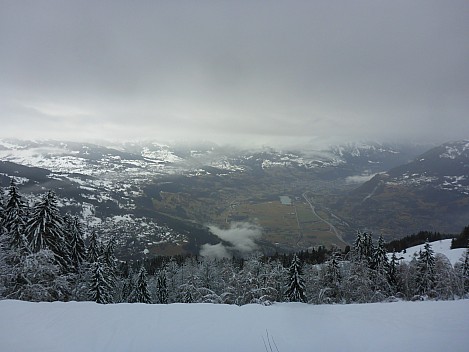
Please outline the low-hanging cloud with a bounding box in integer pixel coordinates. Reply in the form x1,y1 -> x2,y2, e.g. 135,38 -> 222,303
345,173 -> 376,184
200,222 -> 263,258
199,243 -> 231,260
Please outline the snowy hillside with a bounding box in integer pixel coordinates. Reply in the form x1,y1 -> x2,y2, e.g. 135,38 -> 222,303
0,299 -> 467,352
391,239 -> 466,266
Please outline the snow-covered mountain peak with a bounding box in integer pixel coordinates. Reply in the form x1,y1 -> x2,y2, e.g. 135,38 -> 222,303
439,140 -> 469,160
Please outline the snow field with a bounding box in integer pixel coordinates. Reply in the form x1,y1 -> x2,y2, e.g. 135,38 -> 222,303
1,299 -> 468,352
392,239 -> 466,266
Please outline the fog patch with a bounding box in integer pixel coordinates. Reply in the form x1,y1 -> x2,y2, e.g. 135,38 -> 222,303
345,174 -> 376,184
200,222 -> 263,258
199,243 -> 231,259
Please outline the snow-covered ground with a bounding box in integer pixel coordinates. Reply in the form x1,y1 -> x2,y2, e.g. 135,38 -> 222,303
1,299 -> 468,352
391,239 -> 466,266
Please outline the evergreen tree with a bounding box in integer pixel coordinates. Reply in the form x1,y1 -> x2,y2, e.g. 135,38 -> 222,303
86,231 -> 101,263
0,185 -> 4,220
353,231 -> 363,258
121,267 -> 135,303
3,179 -> 28,252
8,249 -> 70,302
433,254 -> 458,300
102,237 -> 118,291
89,261 -> 113,304
165,258 -> 181,303
368,234 -> 391,300
450,226 -> 469,249
372,234 -> 389,271
267,260 -> 288,303
0,230 -> 11,298
464,248 -> 469,292
342,260 -> 373,303
254,258 -> 284,305
25,191 -> 70,270
178,257 -> 201,303
179,282 -> 197,303
319,251 -> 342,303
134,266 -> 152,304
285,254 -> 306,303
353,231 -> 373,264
460,247 -> 469,295
65,215 -> 87,271
156,269 -> 168,304
387,251 -> 400,293
415,240 -> 436,296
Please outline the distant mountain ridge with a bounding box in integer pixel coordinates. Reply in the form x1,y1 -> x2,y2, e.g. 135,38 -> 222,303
333,140 -> 469,238
1,138 -> 464,255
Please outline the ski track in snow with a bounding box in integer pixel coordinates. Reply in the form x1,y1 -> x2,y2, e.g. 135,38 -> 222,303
1,299 -> 468,352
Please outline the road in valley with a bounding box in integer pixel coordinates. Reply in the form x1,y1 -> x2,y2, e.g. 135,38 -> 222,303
302,192 -> 348,246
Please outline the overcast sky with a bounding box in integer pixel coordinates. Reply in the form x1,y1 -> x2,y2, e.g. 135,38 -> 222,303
1,1 -> 468,147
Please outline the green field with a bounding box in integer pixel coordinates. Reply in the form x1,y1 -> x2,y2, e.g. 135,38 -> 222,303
148,168 -> 351,252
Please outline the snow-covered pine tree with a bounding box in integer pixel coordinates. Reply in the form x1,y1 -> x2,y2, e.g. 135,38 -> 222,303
387,251 -> 400,294
415,240 -> 436,296
456,246 -> 469,296
254,258 -> 285,305
25,191 -> 71,271
463,247 -> 469,294
64,214 -> 87,271
178,257 -> 201,303
88,260 -> 113,304
352,230 -> 363,259
285,254 -> 306,303
121,267 -> 135,303
102,237 -> 118,292
156,269 -> 168,304
197,257 -> 218,291
319,251 -> 342,303
9,249 -> 70,302
266,259 -> 288,303
342,259 -> 373,303
86,231 -> 101,263
134,266 -> 152,304
433,253 -> 458,300
372,234 -> 389,271
369,234 -> 391,300
0,228 -> 11,298
165,258 -> 181,303
0,185 -> 5,225
3,179 -> 28,253
353,231 -> 373,264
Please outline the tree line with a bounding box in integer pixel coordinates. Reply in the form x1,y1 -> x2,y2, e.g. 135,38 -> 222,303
1,179 -> 468,305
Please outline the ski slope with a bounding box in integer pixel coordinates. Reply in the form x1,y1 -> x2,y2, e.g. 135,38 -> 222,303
1,299 -> 468,352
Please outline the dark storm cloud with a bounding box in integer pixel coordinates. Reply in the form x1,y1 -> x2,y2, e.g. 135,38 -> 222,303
0,0 -> 468,145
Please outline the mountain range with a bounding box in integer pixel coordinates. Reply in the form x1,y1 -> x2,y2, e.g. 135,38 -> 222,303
335,140 -> 469,237
0,138 -> 467,257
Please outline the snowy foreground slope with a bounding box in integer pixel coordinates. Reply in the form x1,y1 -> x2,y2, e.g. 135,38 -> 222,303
1,300 -> 468,352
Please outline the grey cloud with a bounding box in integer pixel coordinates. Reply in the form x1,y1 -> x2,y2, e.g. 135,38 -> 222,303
199,243 -> 231,260
1,1 -> 468,145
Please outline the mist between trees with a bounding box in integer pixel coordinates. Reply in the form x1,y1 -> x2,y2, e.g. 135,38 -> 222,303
1,180 -> 468,305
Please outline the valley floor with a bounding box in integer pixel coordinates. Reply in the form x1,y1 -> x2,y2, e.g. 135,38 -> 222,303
1,299 -> 468,352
